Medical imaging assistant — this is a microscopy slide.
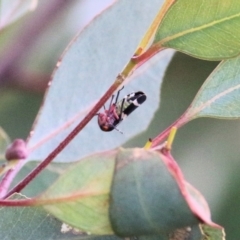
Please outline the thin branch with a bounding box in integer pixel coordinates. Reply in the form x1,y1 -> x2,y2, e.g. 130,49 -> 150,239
132,45 -> 165,66
0,170 -> 14,198
0,197 -> 36,207
0,161 -> 26,199
3,76 -> 124,199
151,112 -> 188,148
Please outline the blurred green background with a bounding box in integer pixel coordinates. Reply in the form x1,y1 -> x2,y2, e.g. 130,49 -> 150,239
0,1 -> 239,239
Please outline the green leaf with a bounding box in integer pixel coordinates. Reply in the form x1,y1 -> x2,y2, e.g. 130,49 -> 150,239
0,195 -> 123,240
2,194 -> 221,240
0,0 -> 38,30
200,224 -> 226,240
0,88 -> 42,139
20,148 -> 222,238
0,127 -> 10,161
40,151 -> 116,235
184,55 -> 240,120
109,148 -> 200,237
0,194 -> 79,240
27,0 -> 174,163
10,161 -> 68,197
153,0 -> 240,60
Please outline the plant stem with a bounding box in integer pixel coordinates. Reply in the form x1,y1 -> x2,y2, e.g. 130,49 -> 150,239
0,160 -> 27,198
3,78 -> 123,199
151,112 -> 188,148
0,170 -> 14,198
132,45 -> 165,65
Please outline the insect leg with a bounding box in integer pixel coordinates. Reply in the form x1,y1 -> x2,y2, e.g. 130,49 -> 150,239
110,125 -> 123,134
115,86 -> 124,104
108,94 -> 115,110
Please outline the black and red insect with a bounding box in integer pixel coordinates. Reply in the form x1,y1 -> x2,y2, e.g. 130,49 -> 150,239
97,87 -> 147,133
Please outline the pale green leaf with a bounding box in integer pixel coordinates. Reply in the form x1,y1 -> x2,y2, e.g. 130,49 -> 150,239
10,161 -> 68,197
0,194 -> 80,240
41,151 -> 116,235
184,55 -> 240,120
27,0 -> 174,163
0,195 -> 123,240
154,0 -> 240,60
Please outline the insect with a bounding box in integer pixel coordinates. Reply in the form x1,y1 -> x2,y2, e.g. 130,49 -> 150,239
97,87 -> 147,133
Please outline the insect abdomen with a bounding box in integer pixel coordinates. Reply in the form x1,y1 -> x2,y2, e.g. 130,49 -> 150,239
117,91 -> 146,118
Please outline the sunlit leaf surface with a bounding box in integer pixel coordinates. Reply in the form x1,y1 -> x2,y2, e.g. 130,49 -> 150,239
154,0 -> 240,60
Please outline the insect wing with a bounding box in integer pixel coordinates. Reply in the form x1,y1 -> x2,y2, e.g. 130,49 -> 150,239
122,91 -> 146,116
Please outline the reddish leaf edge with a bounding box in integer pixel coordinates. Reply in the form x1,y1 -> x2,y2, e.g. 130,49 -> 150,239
160,150 -> 222,229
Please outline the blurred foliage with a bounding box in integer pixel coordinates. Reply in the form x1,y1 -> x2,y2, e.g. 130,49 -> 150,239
0,1 -> 240,239
0,88 -> 41,139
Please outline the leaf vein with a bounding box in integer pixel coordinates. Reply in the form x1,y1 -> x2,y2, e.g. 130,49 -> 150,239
161,12 -> 240,44
189,83 -> 240,118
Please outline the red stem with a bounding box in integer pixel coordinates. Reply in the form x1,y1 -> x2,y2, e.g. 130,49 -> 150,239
0,170 -> 14,198
3,81 -> 121,199
0,198 -> 35,207
0,161 -> 27,198
151,112 -> 188,148
132,44 -> 164,67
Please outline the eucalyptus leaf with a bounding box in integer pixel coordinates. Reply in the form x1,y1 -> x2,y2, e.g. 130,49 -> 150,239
11,161 -> 68,197
28,148 -> 220,238
41,151 -> 116,235
109,148 -> 199,237
0,0 -> 37,30
27,0 -> 174,163
154,0 -> 240,60
184,55 -> 240,120
1,195 -> 207,240
0,196 -> 123,240
0,194 -> 81,240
